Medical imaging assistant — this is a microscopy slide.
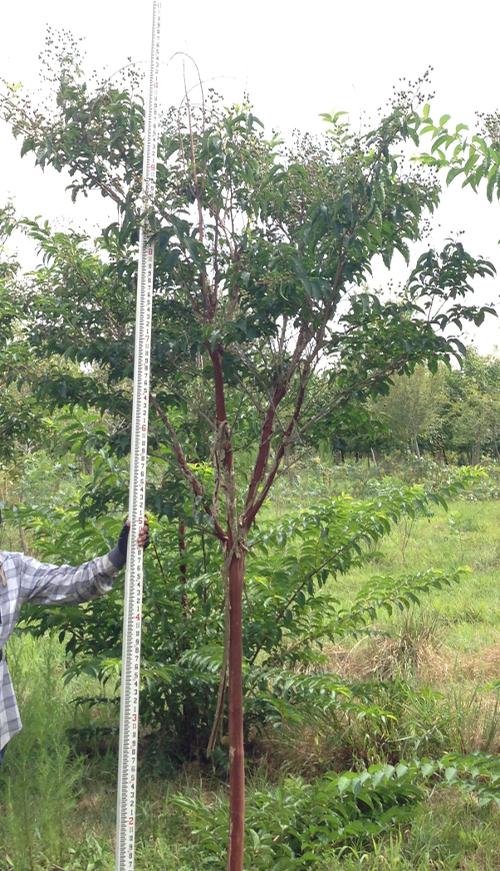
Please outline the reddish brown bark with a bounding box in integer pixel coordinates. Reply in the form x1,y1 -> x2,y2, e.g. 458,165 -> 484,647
210,344 -> 245,870
210,346 -> 231,447
243,376 -> 308,530
226,549 -> 245,871
244,383 -> 286,512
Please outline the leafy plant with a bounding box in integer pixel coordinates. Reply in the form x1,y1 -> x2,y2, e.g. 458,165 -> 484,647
417,105 -> 500,202
10,471 -> 477,764
170,753 -> 500,869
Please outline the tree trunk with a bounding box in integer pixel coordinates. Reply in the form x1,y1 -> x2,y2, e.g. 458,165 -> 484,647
227,549 -> 245,871
178,518 -> 197,756
210,344 -> 245,868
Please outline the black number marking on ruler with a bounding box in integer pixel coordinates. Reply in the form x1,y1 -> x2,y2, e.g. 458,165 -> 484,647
115,3 -> 162,870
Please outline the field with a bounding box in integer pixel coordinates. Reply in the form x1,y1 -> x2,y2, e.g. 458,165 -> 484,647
0,460 -> 499,870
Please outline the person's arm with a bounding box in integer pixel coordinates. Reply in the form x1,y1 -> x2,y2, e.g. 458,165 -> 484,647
20,521 -> 149,606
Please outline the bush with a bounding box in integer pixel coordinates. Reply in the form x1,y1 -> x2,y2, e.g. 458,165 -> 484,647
9,470 -> 478,763
170,754 -> 500,869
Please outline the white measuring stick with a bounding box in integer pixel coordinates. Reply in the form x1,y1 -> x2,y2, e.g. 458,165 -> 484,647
115,3 -> 162,869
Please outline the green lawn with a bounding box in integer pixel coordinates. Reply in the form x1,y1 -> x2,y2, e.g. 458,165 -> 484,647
335,497 -> 500,654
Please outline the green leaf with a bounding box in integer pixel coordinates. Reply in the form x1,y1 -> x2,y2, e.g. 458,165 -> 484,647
486,165 -> 498,202
446,166 -> 463,185
20,137 -> 35,157
431,133 -> 451,154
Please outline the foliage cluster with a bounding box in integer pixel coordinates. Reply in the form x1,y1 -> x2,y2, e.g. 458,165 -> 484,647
5,468 -> 478,763
0,456 -> 499,869
170,753 -> 500,870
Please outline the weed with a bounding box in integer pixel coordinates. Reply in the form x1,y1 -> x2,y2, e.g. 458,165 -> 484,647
0,636 -> 82,870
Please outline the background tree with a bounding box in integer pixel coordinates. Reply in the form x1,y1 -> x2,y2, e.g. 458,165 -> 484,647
1,42 -> 497,869
440,351 -> 500,464
300,378 -> 390,462
373,364 -> 446,458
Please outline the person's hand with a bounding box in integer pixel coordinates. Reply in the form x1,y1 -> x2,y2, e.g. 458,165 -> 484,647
137,521 -> 150,550
110,518 -> 150,570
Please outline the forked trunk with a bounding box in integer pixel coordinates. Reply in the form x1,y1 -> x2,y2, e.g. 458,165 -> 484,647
227,549 -> 245,871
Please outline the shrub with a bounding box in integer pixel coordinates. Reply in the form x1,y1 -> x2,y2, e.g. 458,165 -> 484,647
170,754 -> 500,869
10,471 -> 479,759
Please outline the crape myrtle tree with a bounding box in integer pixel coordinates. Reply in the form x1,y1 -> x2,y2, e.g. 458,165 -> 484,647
1,41 -> 497,868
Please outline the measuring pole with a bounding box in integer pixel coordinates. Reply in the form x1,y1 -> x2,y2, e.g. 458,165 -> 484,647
115,3 -> 162,869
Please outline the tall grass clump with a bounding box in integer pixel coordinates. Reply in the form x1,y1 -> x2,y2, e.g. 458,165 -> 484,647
0,634 -> 82,870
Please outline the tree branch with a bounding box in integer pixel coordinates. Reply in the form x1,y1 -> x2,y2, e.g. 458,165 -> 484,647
243,327 -> 311,518
151,395 -> 227,543
243,367 -> 309,530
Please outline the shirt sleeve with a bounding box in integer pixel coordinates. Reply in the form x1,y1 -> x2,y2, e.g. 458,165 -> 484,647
20,552 -> 121,605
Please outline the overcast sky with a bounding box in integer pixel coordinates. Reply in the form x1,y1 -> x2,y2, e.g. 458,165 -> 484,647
1,0 -> 499,351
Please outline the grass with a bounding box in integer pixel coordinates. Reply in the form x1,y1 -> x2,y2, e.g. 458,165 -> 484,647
269,458 -> 500,655
0,459 -> 499,869
334,497 -> 500,653
335,788 -> 500,870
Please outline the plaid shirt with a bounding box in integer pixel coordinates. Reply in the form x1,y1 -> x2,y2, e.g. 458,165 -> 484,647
0,549 -> 119,752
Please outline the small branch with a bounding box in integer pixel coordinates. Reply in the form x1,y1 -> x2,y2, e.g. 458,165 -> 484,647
277,316 -> 288,358
152,396 -> 204,495
183,63 -> 204,247
151,539 -> 165,579
243,327 -> 311,519
300,355 -> 410,436
151,395 -> 227,543
182,65 -> 214,320
243,369 -> 309,530
213,208 -> 220,293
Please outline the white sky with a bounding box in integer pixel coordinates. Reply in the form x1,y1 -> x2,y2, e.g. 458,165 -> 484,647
1,0 -> 499,352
